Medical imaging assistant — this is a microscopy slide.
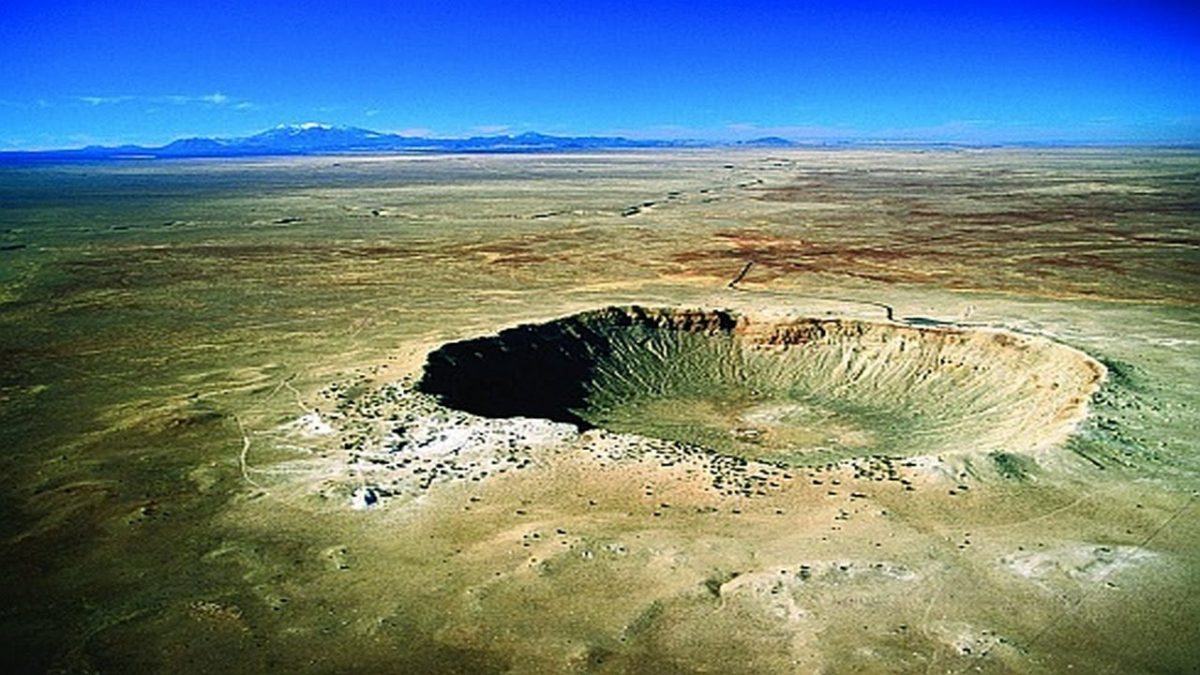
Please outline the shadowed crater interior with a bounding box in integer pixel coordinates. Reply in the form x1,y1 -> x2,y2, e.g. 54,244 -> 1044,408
418,306 -> 1104,464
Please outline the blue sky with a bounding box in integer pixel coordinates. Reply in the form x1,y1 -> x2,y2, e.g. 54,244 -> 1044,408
1,0 -> 1197,148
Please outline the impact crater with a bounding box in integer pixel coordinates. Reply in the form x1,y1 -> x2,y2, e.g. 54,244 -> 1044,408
418,306 -> 1104,465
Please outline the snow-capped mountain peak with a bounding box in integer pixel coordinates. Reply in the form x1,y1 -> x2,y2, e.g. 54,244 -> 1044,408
272,122 -> 334,133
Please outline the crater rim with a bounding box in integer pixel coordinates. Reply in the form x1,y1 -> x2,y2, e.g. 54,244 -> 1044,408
416,305 -> 1106,466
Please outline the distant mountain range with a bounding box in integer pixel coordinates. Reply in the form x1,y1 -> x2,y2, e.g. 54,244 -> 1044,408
0,123 -> 802,160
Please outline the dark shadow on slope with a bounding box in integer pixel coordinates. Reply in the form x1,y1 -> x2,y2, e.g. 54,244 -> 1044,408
418,315 -> 614,427
417,306 -> 740,428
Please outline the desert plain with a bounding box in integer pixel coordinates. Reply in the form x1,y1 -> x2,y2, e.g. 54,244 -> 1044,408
1,148 -> 1198,673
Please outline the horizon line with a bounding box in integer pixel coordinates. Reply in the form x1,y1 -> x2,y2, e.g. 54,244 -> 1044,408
2,122 -> 1199,155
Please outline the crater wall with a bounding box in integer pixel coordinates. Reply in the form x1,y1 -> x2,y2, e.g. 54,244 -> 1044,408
419,307 -> 1105,464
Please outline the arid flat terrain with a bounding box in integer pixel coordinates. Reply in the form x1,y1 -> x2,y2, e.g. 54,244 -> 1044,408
1,149 -> 1198,673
